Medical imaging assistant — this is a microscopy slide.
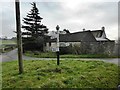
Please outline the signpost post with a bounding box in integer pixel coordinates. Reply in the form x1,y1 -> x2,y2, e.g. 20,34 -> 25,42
56,25 -> 60,65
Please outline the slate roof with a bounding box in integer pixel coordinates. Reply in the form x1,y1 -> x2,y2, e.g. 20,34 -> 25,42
90,30 -> 113,42
49,30 -> 96,42
90,30 -> 104,38
47,28 -> 115,43
96,38 -> 110,41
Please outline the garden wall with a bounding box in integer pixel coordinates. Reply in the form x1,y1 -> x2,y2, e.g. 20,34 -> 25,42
60,41 -> 115,55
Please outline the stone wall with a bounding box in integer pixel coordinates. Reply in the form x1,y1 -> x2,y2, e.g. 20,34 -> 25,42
46,41 -> 115,55
80,41 -> 115,55
113,43 -> 120,56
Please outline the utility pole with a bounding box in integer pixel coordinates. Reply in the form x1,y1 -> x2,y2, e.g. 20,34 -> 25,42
15,0 -> 23,74
56,25 -> 60,65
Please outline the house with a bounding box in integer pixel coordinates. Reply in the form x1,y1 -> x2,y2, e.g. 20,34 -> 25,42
45,27 -> 115,54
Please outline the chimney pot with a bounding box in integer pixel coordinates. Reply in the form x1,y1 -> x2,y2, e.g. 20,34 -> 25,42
102,27 -> 105,31
83,28 -> 85,31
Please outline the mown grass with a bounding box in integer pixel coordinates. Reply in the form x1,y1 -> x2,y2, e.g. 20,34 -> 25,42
2,60 -> 118,89
25,51 -> 118,58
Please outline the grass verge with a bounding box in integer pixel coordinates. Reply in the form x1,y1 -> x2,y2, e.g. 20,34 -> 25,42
24,51 -> 118,58
2,60 -> 118,88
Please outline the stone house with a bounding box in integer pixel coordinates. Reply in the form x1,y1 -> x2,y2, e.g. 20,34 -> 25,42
45,27 -> 115,55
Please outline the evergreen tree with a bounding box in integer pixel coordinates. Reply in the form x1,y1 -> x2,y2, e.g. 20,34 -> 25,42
22,2 -> 48,37
22,2 -> 48,52
63,29 -> 70,34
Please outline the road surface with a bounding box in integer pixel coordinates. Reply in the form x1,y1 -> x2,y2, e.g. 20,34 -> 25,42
0,49 -> 119,65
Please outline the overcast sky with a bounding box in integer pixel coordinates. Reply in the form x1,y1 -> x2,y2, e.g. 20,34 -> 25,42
0,0 -> 119,40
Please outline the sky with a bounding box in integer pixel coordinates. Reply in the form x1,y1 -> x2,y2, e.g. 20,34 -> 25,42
0,0 -> 119,40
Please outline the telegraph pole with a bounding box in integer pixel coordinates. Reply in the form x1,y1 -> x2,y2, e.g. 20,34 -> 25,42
56,25 -> 60,65
15,0 -> 23,74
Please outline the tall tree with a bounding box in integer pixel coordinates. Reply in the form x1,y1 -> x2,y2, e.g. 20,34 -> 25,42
63,29 -> 70,34
22,2 -> 48,52
22,2 -> 48,37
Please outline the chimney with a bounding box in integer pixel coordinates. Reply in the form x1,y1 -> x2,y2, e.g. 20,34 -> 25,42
102,26 -> 105,31
83,28 -> 85,31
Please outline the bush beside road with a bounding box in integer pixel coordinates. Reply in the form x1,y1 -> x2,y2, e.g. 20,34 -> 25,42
24,51 -> 119,58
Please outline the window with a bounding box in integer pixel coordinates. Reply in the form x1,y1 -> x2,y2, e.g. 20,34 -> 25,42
49,42 -> 51,46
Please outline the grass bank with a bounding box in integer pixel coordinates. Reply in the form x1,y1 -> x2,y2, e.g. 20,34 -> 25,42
2,60 -> 118,88
24,51 -> 118,58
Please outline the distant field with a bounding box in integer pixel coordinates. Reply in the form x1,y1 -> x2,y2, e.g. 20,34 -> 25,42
0,40 -> 17,53
0,40 -> 16,48
1,40 -> 16,45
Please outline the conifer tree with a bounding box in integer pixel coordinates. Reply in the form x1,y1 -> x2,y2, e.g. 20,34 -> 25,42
22,2 -> 48,52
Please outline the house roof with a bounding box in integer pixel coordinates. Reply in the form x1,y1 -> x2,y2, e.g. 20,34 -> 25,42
49,30 -> 96,42
96,38 -> 109,41
47,29 -> 114,42
90,30 -> 104,38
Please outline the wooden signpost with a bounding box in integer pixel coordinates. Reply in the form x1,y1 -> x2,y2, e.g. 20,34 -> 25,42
15,0 -> 23,74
